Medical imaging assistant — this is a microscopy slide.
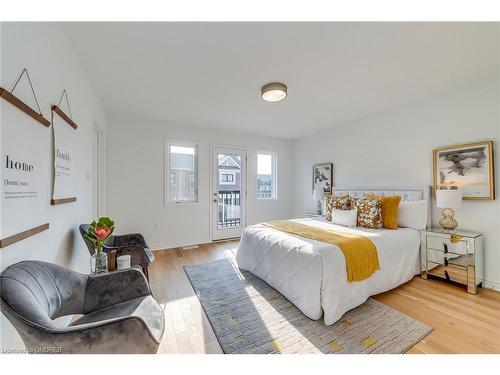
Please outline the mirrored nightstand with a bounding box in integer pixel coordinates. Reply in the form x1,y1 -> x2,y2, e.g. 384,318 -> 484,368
420,227 -> 483,294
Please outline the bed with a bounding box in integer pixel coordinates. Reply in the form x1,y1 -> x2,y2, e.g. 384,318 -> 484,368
236,186 -> 432,325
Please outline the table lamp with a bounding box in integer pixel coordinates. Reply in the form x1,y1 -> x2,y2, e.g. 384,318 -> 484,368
436,189 -> 462,231
313,187 -> 325,215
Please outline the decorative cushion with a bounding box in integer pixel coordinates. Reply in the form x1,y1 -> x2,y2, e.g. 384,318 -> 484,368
365,193 -> 401,230
331,208 -> 358,227
398,200 -> 428,230
353,197 -> 383,229
324,194 -> 351,221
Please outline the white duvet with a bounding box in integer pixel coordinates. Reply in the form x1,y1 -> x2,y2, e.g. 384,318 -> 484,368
235,218 -> 421,325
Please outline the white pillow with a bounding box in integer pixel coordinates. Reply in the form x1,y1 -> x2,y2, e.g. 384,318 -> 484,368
397,200 -> 428,230
331,208 -> 358,227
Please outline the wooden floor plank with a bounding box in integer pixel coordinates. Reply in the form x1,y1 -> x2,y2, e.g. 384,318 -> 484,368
149,240 -> 500,354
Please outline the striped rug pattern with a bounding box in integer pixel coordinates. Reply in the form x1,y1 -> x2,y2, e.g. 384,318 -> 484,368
184,258 -> 432,354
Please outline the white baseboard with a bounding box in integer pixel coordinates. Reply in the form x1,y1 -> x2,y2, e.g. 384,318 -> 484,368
150,237 -> 210,251
482,278 -> 500,292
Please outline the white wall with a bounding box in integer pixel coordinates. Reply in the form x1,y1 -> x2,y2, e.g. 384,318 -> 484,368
293,83 -> 500,290
106,117 -> 294,250
0,23 -> 107,349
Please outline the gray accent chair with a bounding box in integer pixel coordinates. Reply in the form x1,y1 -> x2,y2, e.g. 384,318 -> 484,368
79,224 -> 154,281
0,261 -> 165,353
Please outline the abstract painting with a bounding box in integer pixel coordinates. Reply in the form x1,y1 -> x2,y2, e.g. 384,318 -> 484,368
433,141 -> 495,200
312,163 -> 333,193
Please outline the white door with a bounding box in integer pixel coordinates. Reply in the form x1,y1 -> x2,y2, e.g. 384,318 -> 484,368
211,146 -> 246,240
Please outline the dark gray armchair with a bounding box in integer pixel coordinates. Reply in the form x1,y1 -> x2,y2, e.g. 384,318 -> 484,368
79,224 -> 154,280
0,261 -> 164,353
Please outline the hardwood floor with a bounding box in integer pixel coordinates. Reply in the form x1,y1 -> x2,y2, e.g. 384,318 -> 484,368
149,240 -> 500,354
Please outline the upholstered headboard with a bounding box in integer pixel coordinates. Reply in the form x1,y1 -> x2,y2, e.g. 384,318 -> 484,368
331,185 -> 432,228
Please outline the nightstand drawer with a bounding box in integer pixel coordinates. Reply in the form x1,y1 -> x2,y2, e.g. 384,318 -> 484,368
427,262 -> 468,285
427,249 -> 469,268
426,235 -> 468,255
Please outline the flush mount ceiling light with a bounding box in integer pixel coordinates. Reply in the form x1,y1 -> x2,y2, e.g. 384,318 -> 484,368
261,82 -> 287,102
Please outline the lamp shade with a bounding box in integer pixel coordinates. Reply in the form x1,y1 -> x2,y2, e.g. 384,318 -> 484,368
436,189 -> 462,208
313,187 -> 325,202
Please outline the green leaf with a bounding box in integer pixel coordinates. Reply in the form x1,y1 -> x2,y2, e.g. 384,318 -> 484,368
99,217 -> 114,227
84,232 -> 97,244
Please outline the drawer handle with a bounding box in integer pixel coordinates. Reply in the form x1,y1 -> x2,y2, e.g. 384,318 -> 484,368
444,270 -> 450,280
443,243 -> 448,254
444,258 -> 448,266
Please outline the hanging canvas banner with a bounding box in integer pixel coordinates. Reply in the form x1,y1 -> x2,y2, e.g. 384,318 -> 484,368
1,69 -> 50,247
51,92 -> 77,205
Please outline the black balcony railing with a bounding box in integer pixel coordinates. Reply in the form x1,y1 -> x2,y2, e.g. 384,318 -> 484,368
219,191 -> 241,206
218,191 -> 241,228
218,218 -> 241,227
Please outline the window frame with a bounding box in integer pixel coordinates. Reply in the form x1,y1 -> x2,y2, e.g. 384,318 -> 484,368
256,151 -> 278,200
220,171 -> 236,184
164,139 -> 199,205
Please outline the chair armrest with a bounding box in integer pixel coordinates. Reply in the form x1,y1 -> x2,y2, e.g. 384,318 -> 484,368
112,233 -> 148,248
103,244 -> 146,252
102,244 -> 154,265
84,268 -> 151,314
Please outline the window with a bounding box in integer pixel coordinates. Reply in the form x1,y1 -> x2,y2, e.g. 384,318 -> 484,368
220,172 -> 235,184
166,142 -> 198,203
257,152 -> 277,199
222,173 -> 234,182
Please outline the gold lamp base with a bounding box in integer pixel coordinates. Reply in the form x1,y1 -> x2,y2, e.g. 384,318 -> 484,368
439,208 -> 458,231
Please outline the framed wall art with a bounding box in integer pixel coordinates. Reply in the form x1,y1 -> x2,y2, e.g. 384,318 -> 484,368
51,90 -> 78,205
0,68 -> 50,248
312,162 -> 333,193
433,140 -> 495,200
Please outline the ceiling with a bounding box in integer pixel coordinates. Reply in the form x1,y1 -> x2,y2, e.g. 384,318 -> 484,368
62,22 -> 499,139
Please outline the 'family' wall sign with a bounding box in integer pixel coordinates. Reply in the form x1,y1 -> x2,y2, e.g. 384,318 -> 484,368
51,89 -> 78,205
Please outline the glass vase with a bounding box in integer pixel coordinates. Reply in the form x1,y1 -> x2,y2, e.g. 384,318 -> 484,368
90,250 -> 108,274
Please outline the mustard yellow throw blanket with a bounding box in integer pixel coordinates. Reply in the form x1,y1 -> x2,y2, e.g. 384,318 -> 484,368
262,219 -> 380,282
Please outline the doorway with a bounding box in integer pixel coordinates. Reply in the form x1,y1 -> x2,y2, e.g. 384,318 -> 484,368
211,146 -> 247,240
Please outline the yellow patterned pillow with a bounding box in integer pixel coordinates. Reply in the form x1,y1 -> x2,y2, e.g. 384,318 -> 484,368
353,197 -> 383,229
365,193 -> 401,230
324,194 -> 351,221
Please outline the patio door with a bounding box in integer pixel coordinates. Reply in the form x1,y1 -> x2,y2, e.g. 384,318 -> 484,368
211,146 -> 246,240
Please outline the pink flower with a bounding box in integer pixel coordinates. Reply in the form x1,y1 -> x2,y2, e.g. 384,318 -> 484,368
93,225 -> 111,241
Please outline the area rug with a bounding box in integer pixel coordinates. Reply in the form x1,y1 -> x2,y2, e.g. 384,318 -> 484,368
184,258 -> 432,354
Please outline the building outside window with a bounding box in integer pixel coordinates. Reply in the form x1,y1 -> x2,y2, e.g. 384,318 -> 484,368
220,172 -> 235,183
257,152 -> 277,199
166,142 -> 198,203
217,155 -> 241,226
